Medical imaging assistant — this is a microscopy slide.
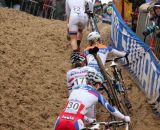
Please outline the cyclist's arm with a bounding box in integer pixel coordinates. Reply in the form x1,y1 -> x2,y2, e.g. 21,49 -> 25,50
85,0 -> 94,12
98,93 -> 125,120
107,46 -> 126,57
66,71 -> 72,95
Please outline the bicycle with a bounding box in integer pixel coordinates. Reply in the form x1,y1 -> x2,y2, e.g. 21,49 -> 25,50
89,50 -> 132,117
89,15 -> 100,33
83,120 -> 129,130
85,10 -> 100,34
105,56 -> 132,115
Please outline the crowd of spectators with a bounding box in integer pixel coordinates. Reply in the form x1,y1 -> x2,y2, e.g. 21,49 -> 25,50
0,0 -> 66,20
142,0 -> 160,39
93,0 -> 113,24
0,0 -> 21,10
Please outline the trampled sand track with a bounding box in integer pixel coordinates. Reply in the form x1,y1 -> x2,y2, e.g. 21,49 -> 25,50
0,7 -> 159,130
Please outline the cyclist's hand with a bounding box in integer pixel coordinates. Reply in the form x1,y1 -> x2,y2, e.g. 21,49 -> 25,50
86,10 -> 94,17
89,46 -> 99,55
89,118 -> 96,124
123,116 -> 131,123
84,116 -> 96,124
124,50 -> 129,57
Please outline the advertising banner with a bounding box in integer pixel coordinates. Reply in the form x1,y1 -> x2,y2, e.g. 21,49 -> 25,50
111,4 -> 160,103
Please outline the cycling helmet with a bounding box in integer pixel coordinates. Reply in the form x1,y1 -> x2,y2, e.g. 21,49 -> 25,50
154,1 -> 160,7
86,69 -> 104,86
87,31 -> 101,42
70,52 -> 87,66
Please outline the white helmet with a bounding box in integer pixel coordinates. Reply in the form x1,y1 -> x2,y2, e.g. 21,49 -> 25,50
87,31 -> 101,42
86,68 -> 104,86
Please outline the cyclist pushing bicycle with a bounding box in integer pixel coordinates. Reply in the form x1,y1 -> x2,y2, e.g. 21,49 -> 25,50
67,52 -> 99,121
84,31 -> 129,72
54,62 -> 131,130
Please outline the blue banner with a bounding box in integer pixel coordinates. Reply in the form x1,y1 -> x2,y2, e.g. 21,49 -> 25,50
111,4 -> 160,103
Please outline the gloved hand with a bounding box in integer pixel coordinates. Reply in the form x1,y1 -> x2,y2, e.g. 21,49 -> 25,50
88,118 -> 96,124
124,50 -> 129,57
84,116 -> 96,124
89,46 -> 99,55
86,10 -> 94,18
142,31 -> 149,36
123,116 -> 131,123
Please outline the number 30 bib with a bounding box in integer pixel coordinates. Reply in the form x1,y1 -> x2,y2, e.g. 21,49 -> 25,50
65,100 -> 85,115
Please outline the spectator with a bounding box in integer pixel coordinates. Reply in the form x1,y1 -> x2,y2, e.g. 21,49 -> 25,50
142,1 -> 160,38
95,3 -> 113,24
0,0 -> 6,7
5,0 -> 21,10
93,0 -> 103,15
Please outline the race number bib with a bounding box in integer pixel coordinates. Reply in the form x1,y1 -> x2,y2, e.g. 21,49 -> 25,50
73,6 -> 81,13
74,77 -> 86,86
65,101 -> 81,114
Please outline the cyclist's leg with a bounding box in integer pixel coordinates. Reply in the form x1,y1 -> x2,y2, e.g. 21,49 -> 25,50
77,29 -> 83,50
68,14 -> 79,51
76,14 -> 88,50
70,34 -> 78,51
54,117 -> 60,130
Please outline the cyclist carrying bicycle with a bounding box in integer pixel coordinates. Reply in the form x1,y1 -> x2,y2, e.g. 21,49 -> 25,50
66,0 -> 94,52
67,52 -> 99,121
54,67 -> 131,130
84,31 -> 128,72
67,52 -> 96,94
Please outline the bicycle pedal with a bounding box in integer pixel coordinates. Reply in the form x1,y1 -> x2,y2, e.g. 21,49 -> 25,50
127,104 -> 132,109
124,99 -> 132,109
152,107 -> 157,111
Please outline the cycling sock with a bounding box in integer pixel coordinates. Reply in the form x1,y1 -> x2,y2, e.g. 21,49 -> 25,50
77,40 -> 81,47
73,49 -> 79,52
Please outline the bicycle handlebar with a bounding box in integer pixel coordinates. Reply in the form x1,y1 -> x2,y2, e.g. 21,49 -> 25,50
106,56 -> 124,63
106,56 -> 129,66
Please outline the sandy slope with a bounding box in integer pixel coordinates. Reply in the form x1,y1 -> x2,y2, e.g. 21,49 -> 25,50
0,7 -> 159,130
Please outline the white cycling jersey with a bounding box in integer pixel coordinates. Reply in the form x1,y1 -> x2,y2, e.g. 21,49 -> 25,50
54,85 -> 128,130
84,45 -> 126,71
65,0 -> 94,34
67,66 -> 102,119
66,66 -> 97,94
68,85 -> 125,120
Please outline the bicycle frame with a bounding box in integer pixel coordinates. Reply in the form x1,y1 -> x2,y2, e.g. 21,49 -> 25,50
89,15 -> 100,33
106,57 -> 132,115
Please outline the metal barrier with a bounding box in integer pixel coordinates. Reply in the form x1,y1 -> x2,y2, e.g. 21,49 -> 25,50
20,0 -> 57,19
